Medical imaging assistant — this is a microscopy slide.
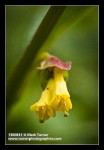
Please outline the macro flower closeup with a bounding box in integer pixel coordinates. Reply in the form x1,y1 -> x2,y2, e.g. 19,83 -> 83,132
30,54 -> 72,123
6,6 -> 98,144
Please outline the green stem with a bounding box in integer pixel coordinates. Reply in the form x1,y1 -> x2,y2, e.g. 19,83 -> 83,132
6,6 -> 66,110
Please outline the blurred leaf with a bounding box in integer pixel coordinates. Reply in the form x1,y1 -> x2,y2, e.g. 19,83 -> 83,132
6,6 -> 66,110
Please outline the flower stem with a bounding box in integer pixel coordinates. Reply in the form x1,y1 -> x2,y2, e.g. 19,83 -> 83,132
6,6 -> 66,111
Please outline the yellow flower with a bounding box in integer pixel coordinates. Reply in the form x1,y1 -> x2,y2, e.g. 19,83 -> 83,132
30,66 -> 72,123
30,79 -> 56,123
50,67 -> 72,116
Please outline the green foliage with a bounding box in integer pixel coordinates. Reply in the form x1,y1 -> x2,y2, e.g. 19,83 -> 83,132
6,6 -> 66,110
6,6 -> 98,144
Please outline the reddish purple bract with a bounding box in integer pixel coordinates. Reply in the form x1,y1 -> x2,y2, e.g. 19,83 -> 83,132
37,55 -> 72,70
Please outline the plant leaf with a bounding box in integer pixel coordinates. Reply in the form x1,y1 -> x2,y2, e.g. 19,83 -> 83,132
6,6 -> 67,110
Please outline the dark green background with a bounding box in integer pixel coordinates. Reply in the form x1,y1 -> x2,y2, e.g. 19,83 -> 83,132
6,6 -> 98,144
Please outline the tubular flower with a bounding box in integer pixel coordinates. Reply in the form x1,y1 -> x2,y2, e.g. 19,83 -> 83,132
30,53 -> 72,123
30,79 -> 56,123
50,67 -> 72,116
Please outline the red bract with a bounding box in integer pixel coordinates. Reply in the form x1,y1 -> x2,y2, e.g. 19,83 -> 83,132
37,56 -> 72,70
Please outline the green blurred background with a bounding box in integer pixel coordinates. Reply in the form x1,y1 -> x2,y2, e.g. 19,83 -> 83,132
6,6 -> 98,144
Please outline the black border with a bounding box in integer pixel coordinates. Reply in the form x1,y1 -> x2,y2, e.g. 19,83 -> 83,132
1,0 -> 103,148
